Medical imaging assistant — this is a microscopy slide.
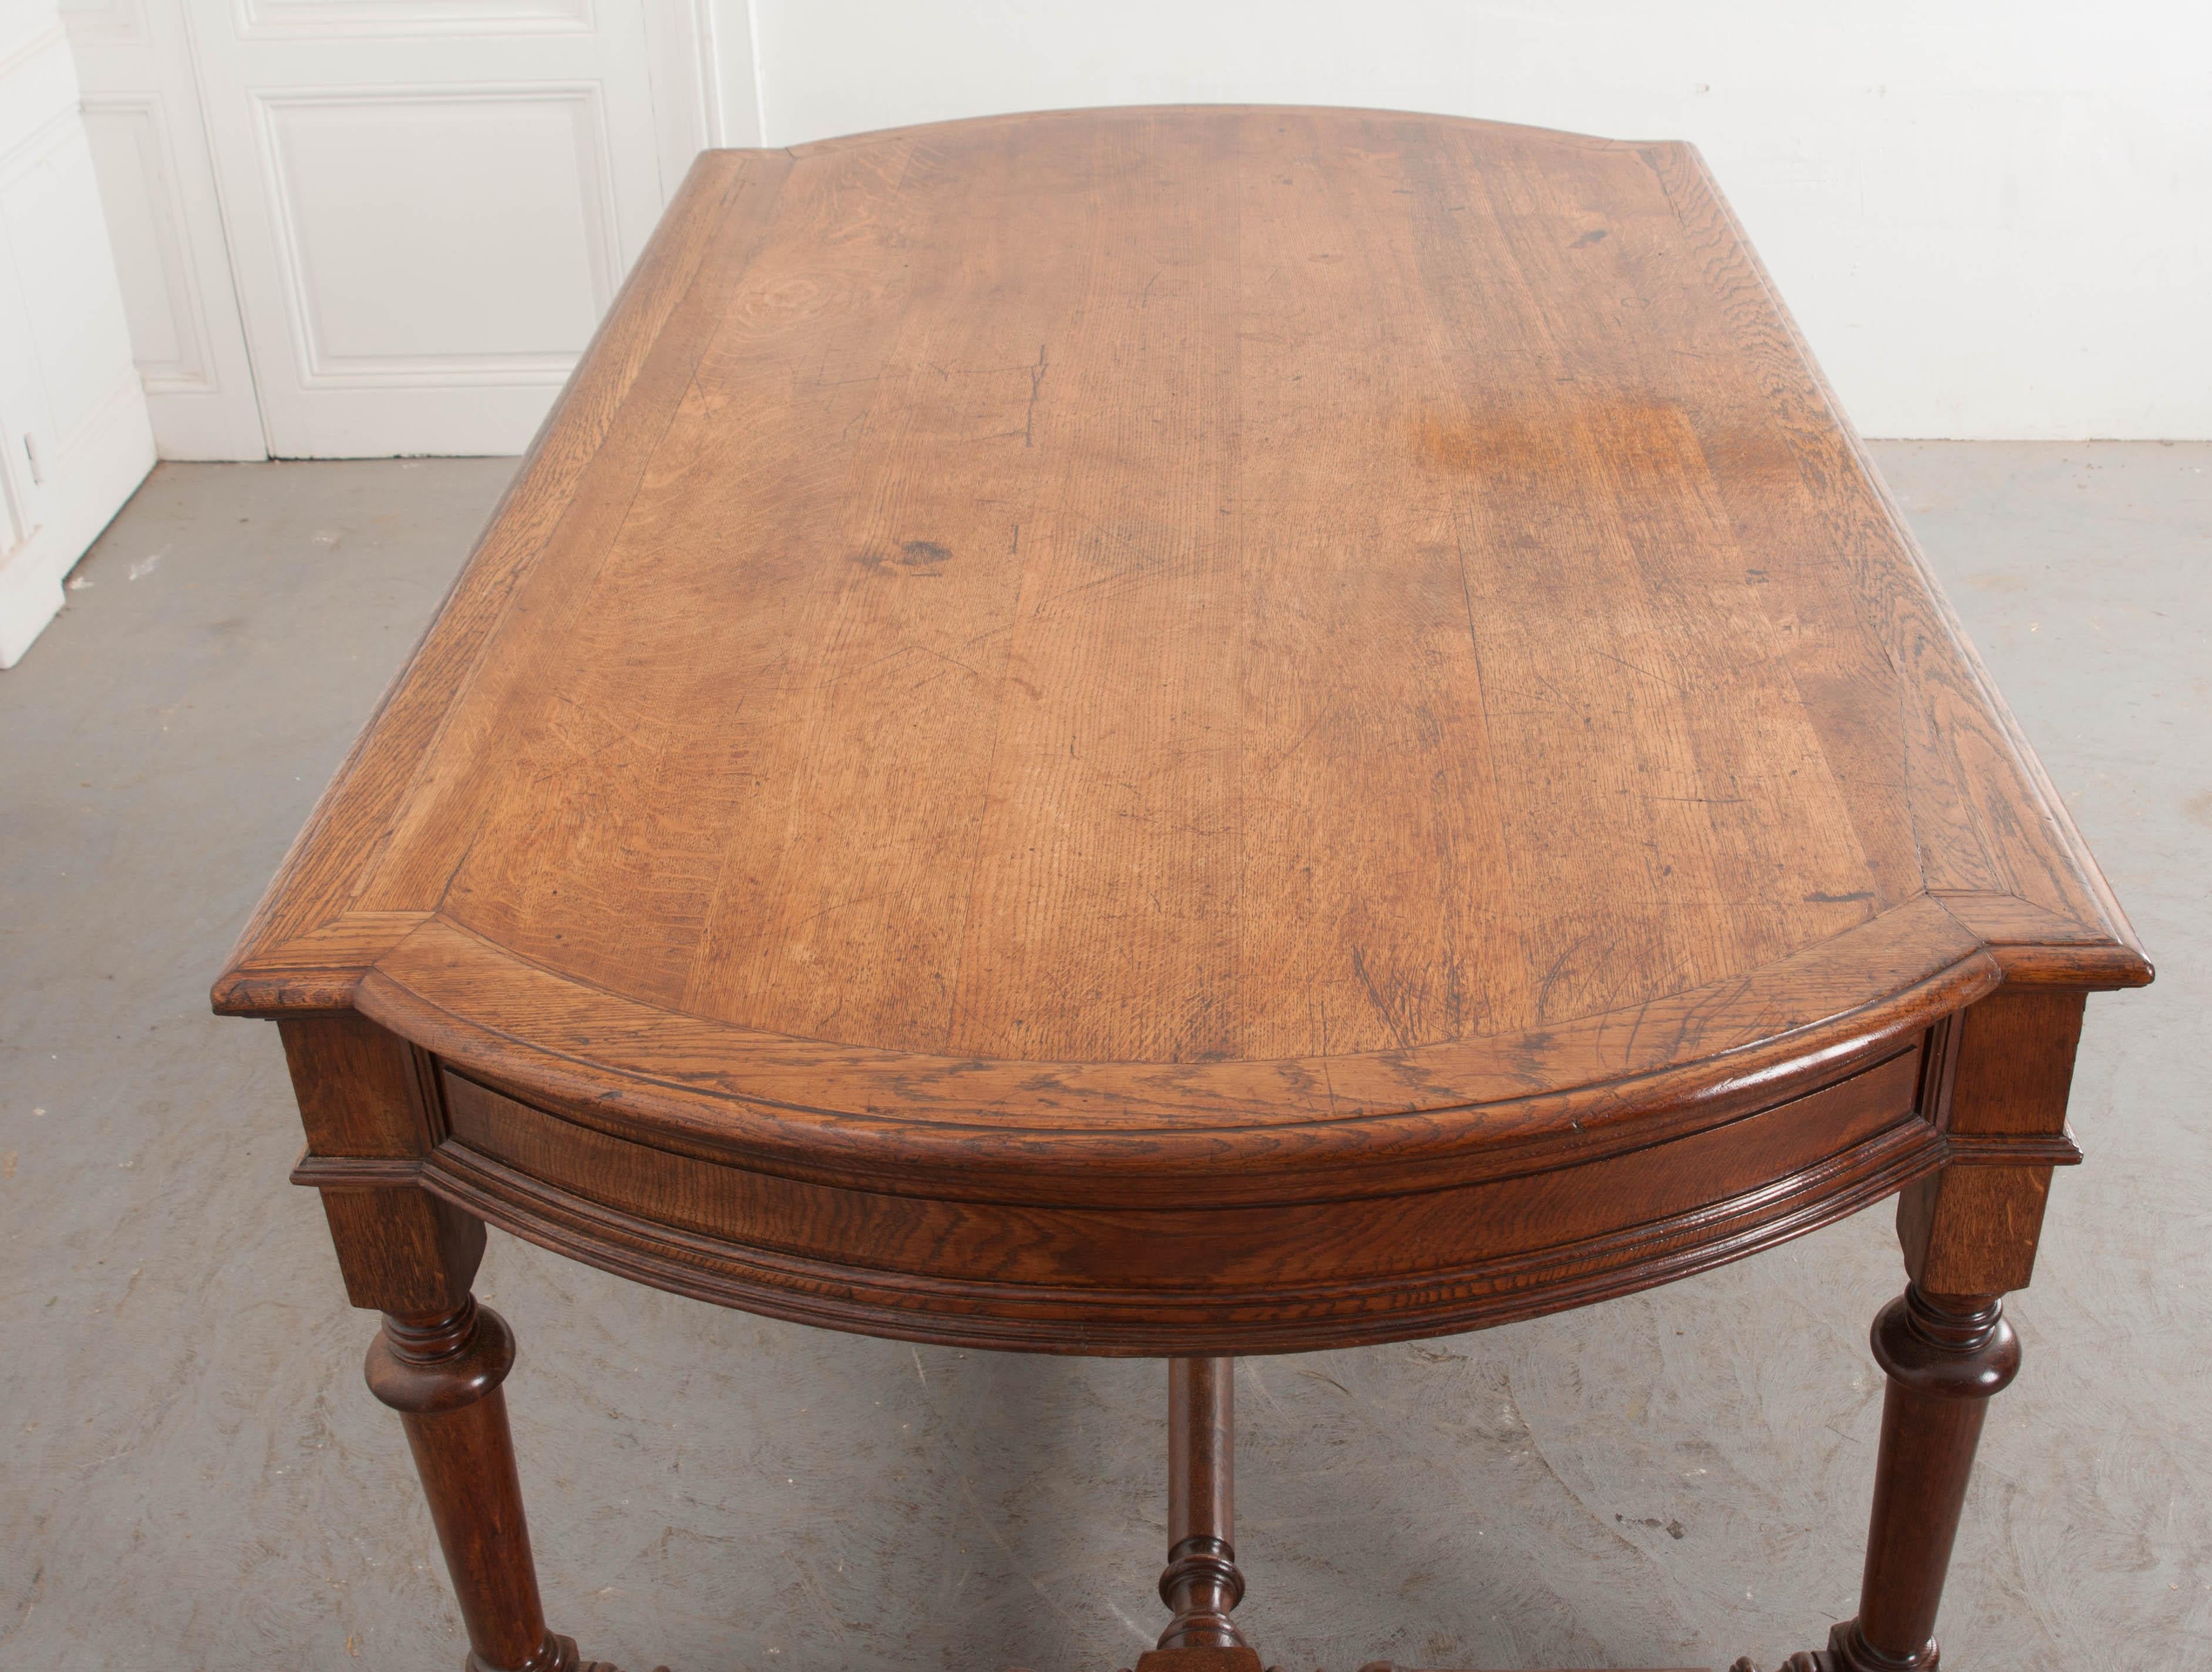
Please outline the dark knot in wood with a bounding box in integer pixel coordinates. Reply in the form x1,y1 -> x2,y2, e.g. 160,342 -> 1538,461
1156,1533 -> 1248,1650
1870,1286 -> 2019,1400
365,1297 -> 517,1415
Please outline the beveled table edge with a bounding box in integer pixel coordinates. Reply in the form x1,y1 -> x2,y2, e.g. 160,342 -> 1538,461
313,921 -> 2001,1205
206,882 -> 2162,1205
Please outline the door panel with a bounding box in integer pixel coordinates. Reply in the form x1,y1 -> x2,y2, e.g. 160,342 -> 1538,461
63,0 -> 268,458
187,0 -> 676,456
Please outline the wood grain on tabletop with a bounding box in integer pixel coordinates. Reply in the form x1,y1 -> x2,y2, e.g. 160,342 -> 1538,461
213,106 -> 2145,1148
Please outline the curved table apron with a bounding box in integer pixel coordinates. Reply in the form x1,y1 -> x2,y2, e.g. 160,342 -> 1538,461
217,107 -> 2150,1672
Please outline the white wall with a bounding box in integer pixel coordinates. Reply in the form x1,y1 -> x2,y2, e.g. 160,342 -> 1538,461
740,0 -> 2212,440
0,0 -> 156,665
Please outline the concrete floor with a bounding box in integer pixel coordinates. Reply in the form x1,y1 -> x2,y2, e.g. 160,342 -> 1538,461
2,444 -> 2206,1672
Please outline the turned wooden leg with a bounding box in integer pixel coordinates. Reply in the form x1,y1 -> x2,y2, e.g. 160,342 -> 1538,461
1158,1356 -> 1246,1653
335,1206 -> 659,1672
367,1297 -> 577,1672
279,1015 -> 658,1672
1135,1357 -> 1263,1672
1737,990 -> 2086,1672
1733,1290 -> 2024,1672
1834,1286 -> 2021,1671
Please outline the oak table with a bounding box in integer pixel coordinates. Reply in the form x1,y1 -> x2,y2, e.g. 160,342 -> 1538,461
213,109 -> 2152,1672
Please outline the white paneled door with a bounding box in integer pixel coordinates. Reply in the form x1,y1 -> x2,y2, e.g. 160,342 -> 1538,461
184,0 -> 695,456
64,0 -> 268,459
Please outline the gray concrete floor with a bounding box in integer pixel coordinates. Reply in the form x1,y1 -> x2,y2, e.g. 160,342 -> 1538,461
3,445 -> 2207,1672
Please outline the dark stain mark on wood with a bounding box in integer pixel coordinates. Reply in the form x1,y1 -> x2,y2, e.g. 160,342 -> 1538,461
852,540 -> 952,573
1024,342 -> 1048,446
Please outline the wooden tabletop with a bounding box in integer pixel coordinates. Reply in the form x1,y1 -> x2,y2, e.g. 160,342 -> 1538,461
215,107 -> 2144,1193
